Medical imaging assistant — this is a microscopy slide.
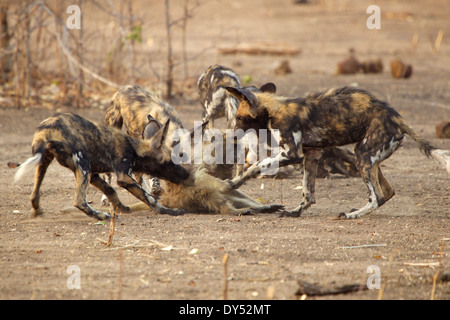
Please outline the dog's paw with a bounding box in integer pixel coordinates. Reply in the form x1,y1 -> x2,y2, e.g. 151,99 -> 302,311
336,212 -> 347,219
94,211 -> 111,221
336,208 -> 359,219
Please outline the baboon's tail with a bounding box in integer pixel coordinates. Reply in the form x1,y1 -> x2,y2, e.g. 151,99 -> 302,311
401,123 -> 450,174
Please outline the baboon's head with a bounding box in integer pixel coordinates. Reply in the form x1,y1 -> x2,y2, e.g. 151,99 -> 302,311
139,119 -> 189,184
226,83 -> 276,132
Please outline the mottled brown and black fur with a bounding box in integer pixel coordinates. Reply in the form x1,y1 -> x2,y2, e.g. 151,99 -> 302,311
105,84 -> 185,195
106,84 -> 184,144
15,113 -> 189,220
198,65 -> 241,129
227,85 -> 448,219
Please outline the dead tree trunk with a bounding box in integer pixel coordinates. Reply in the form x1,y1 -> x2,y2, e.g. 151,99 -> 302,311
75,0 -> 84,108
0,3 -> 12,83
165,0 -> 173,98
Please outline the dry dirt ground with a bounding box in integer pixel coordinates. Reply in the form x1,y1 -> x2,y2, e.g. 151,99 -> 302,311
1,0 -> 449,301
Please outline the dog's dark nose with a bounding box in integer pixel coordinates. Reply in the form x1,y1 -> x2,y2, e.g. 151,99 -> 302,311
169,165 -> 190,184
179,167 -> 190,181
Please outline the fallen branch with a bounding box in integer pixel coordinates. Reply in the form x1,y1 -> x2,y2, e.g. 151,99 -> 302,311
219,42 -> 300,56
431,241 -> 444,300
222,253 -> 229,300
340,244 -> 387,249
295,280 -> 367,297
106,210 -> 116,247
403,262 -> 440,267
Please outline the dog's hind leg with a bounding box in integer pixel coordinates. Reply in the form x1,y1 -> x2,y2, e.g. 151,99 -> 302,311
101,173 -> 112,206
30,153 -> 53,217
344,135 -> 402,219
90,174 -> 131,214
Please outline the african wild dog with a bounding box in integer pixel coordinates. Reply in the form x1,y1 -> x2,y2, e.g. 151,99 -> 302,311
199,67 -> 285,176
198,65 -> 241,129
105,84 -> 185,197
14,113 -> 189,220
226,85 -> 450,219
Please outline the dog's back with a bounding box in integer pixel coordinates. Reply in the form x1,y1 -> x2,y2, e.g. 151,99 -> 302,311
257,87 -> 405,148
30,113 -> 133,174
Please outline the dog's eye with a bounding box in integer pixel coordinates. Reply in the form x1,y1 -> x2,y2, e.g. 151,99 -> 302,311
237,116 -> 243,121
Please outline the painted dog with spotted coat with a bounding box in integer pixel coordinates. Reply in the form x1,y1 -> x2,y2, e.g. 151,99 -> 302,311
226,85 -> 450,219
14,113 -> 189,220
198,65 -> 241,129
104,84 -> 185,197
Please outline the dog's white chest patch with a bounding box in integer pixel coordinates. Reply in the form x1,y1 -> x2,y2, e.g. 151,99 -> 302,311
293,131 -> 302,147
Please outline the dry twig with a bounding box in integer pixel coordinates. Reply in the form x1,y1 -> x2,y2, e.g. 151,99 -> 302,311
222,253 -> 229,300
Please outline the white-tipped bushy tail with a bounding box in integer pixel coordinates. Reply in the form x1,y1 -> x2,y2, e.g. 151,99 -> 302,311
14,153 -> 42,183
430,149 -> 450,174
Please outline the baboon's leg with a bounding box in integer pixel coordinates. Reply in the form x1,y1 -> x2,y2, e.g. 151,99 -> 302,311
73,163 -> 110,221
286,148 -> 322,217
228,190 -> 284,213
90,174 -> 130,214
30,154 -> 53,217
116,172 -> 185,216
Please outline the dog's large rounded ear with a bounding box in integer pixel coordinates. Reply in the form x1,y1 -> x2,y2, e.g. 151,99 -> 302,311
260,83 -> 276,94
150,119 -> 171,149
142,115 -> 162,139
225,87 -> 258,107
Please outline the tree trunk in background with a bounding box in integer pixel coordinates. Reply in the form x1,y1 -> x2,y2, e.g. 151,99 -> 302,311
0,3 -> 12,83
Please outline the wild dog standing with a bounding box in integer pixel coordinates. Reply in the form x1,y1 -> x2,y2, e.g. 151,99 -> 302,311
226,85 -> 450,219
14,113 -> 189,220
105,84 -> 185,196
198,65 -> 241,129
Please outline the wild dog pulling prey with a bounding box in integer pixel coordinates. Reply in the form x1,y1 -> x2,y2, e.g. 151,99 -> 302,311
226,85 -> 450,219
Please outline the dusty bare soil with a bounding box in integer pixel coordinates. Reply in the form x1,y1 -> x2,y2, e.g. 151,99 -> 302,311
1,0 -> 449,300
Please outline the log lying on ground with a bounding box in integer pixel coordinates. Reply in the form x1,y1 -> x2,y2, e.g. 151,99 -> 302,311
295,280 -> 367,297
219,42 -> 301,56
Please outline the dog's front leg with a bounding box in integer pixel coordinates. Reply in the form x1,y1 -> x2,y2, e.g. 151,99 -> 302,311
73,166 -> 111,221
90,174 -> 130,214
284,148 -> 323,217
116,172 -> 185,216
